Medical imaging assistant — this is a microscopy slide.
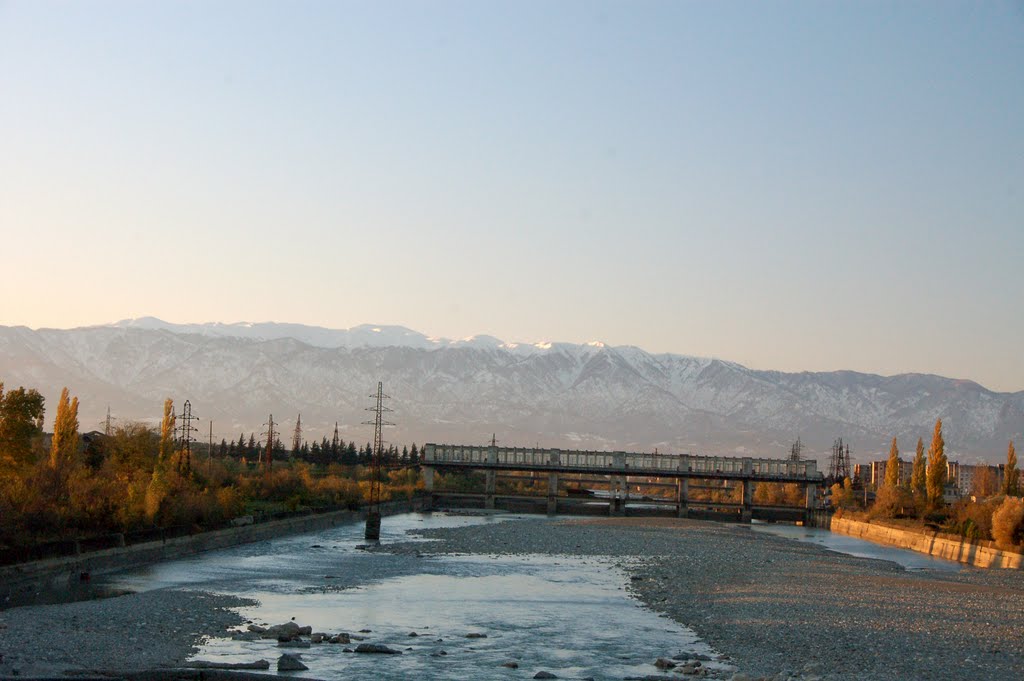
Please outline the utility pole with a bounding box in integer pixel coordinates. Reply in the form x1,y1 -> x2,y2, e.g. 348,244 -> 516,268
176,400 -> 199,476
332,422 -> 341,460
362,382 -> 394,541
209,420 -> 214,476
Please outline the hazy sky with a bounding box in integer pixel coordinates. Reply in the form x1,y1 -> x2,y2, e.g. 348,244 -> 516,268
1,1 -> 1022,391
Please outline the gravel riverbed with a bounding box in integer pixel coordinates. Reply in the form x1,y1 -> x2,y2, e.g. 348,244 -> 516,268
377,515 -> 1024,681
1,515 -> 1021,681
0,589 -> 253,677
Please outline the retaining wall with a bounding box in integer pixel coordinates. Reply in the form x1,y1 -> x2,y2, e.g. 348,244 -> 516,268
830,516 -> 1023,569
0,496 -> 430,602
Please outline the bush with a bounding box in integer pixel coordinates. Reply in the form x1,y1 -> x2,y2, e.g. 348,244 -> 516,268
946,498 -> 999,541
991,497 -> 1024,550
869,485 -> 914,520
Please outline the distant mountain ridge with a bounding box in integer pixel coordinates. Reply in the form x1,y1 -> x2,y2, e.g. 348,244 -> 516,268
1,319 -> 1021,464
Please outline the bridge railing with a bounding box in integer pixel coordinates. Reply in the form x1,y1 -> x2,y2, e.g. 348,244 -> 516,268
423,444 -> 819,480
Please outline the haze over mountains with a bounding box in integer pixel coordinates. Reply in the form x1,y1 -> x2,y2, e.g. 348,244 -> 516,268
1,318 -> 1021,465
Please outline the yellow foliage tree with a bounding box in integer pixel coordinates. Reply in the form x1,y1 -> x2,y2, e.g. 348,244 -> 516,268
1004,441 -> 1018,497
926,419 -> 947,508
49,387 -> 79,471
910,437 -> 926,496
159,398 -> 175,464
885,437 -> 900,488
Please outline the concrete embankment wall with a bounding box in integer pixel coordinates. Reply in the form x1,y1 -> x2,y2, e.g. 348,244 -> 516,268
830,516 -> 1023,569
1,497 -> 430,600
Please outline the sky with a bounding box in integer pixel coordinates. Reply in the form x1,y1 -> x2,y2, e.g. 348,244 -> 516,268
1,1 -> 1022,391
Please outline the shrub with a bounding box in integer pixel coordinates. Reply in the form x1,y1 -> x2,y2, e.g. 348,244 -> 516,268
869,485 -> 914,520
991,497 -> 1024,550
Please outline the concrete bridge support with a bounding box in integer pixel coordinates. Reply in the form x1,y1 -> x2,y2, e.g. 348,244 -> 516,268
547,473 -> 558,515
805,483 -> 818,511
610,475 -> 627,516
676,478 -> 689,518
423,467 -> 435,493
485,470 -> 496,509
741,480 -> 753,523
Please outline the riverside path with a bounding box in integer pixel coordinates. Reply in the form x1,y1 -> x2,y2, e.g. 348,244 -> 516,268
422,443 -> 824,522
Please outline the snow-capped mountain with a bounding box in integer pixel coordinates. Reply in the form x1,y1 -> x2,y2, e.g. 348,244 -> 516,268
1,320 -> 1021,464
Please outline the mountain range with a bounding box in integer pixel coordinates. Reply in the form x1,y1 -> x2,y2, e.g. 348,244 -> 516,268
0,317 -> 1021,465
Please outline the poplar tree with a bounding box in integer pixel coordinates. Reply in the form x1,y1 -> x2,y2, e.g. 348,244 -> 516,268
49,387 -> 80,471
885,437 -> 900,487
911,437 -> 926,496
159,398 -> 175,463
1005,440 -> 1018,497
926,419 -> 947,508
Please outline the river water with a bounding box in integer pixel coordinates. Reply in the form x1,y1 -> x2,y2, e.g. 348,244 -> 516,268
100,512 -> 729,680
750,522 -> 961,571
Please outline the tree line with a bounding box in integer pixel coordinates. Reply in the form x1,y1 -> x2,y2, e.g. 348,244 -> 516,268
829,418 -> 1023,550
0,382 -> 424,550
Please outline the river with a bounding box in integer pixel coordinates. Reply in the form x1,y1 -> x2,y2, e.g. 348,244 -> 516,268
98,512 -> 729,680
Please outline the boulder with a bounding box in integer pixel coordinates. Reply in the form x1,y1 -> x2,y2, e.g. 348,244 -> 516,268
329,633 -> 351,644
354,643 -> 401,654
533,673 -> 558,679
655,658 -> 676,669
297,625 -> 313,636
277,654 -> 308,672
466,632 -> 487,639
188,660 -> 270,670
278,640 -> 311,649
501,661 -> 519,668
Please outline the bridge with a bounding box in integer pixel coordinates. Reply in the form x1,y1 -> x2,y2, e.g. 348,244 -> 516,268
422,443 -> 824,522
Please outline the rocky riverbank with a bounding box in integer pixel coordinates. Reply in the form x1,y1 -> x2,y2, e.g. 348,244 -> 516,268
0,589 -> 253,677
377,516 -> 1024,681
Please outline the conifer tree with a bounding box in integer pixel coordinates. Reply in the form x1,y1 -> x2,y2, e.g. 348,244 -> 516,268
926,419 -> 947,507
158,399 -> 175,463
885,437 -> 900,487
1005,440 -> 1018,497
911,437 -> 926,496
49,387 -> 79,471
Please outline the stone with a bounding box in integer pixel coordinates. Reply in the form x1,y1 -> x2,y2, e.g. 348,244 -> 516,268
231,632 -> 261,641
246,624 -> 267,633
310,634 -> 324,643
354,643 -> 401,654
533,673 -> 558,679
408,631 -> 419,637
278,640 -> 311,649
329,633 -> 351,644
655,658 -> 677,669
501,661 -> 519,668
277,654 -> 308,672
466,632 -> 487,638
297,625 -> 312,635
188,660 -> 270,670
263,622 -> 301,639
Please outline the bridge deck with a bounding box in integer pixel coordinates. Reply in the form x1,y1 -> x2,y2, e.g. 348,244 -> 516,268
424,443 -> 822,483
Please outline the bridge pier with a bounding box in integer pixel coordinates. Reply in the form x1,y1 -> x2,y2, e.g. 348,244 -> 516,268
485,470 -> 496,509
609,475 -> 627,516
423,466 -> 435,493
547,473 -> 558,515
741,480 -> 753,523
805,483 -> 818,511
676,478 -> 689,518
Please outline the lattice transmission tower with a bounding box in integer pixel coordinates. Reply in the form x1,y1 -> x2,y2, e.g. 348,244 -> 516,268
828,438 -> 852,485
261,414 -> 277,475
176,400 -> 199,476
362,382 -> 394,541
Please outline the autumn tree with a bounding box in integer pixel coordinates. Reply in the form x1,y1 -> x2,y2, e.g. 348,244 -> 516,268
926,419 -> 947,508
1005,441 -> 1018,497
159,398 -> 175,463
885,437 -> 901,488
910,437 -> 926,496
0,382 -> 46,470
49,387 -> 80,471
